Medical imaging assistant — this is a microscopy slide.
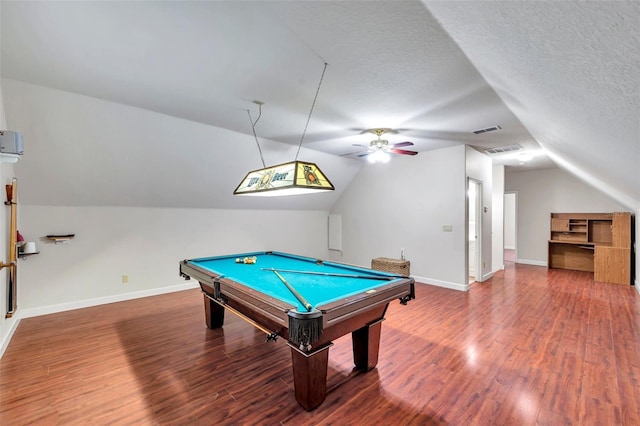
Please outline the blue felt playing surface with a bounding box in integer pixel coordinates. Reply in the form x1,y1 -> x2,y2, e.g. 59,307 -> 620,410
189,251 -> 402,312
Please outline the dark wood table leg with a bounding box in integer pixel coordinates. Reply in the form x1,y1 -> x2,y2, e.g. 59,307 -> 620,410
289,343 -> 332,411
352,318 -> 384,371
203,294 -> 225,329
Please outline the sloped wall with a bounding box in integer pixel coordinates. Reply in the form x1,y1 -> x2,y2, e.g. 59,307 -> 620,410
2,79 -> 361,211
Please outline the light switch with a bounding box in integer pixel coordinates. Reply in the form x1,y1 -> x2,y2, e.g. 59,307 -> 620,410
442,225 -> 453,232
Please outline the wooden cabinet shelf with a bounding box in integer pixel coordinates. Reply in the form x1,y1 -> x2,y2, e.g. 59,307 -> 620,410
548,212 -> 633,285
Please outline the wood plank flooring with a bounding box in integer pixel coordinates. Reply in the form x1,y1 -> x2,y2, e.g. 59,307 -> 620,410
1,262 -> 639,425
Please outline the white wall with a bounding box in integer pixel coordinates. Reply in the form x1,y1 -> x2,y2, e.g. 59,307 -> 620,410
466,146 -> 493,281
492,165 -> 505,269
329,145 -> 469,290
505,168 -> 630,265
18,206 -> 330,316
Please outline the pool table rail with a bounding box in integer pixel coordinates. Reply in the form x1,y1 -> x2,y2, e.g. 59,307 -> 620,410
317,279 -> 415,328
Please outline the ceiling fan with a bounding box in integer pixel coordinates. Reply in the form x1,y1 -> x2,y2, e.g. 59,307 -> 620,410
347,129 -> 418,163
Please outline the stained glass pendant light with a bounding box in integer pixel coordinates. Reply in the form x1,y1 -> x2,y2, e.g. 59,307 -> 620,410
234,63 -> 333,197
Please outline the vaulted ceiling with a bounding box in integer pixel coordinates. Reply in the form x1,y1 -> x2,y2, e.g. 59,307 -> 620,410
1,1 -> 638,209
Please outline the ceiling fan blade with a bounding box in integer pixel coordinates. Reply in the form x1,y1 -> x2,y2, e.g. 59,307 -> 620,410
357,152 -> 371,157
340,150 -> 368,157
391,148 -> 418,156
392,141 -> 414,148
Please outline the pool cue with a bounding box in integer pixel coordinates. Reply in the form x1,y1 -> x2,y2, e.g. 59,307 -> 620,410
201,292 -> 278,341
262,267 -> 401,280
271,270 -> 313,312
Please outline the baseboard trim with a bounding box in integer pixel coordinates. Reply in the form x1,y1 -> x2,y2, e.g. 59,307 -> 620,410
412,275 -> 469,292
0,316 -> 21,359
480,271 -> 495,282
19,281 -> 200,319
516,259 -> 547,267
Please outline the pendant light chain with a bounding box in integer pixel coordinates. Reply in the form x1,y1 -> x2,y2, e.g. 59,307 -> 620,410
295,62 -> 328,161
248,102 -> 266,168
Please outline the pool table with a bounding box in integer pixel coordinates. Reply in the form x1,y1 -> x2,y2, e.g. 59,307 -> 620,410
179,251 -> 415,410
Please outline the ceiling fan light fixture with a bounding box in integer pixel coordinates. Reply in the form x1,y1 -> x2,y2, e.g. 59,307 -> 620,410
368,150 -> 390,164
371,138 -> 389,149
347,128 -> 418,160
517,153 -> 533,162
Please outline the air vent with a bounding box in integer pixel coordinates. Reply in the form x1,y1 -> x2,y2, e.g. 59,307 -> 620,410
473,125 -> 502,135
484,144 -> 522,155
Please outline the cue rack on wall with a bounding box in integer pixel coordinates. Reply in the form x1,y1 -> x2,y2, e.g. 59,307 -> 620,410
1,178 -> 18,317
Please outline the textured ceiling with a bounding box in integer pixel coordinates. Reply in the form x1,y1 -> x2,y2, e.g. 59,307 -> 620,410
426,0 -> 640,209
1,1 -> 638,209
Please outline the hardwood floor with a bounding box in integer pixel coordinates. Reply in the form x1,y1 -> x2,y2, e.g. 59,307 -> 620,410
504,249 -> 516,262
1,263 -> 639,425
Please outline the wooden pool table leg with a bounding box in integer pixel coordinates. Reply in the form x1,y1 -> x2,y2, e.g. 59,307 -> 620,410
352,318 -> 384,371
289,343 -> 332,411
203,294 -> 224,329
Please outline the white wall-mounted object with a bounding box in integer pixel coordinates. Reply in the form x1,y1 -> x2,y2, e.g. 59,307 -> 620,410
19,241 -> 39,259
0,131 -> 24,155
0,131 -> 24,163
22,242 -> 37,254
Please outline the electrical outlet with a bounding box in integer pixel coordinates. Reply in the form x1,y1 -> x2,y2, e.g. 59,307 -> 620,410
122,275 -> 128,284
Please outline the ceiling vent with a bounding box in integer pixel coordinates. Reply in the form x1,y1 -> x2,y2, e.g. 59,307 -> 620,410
473,125 -> 502,135
484,144 -> 522,155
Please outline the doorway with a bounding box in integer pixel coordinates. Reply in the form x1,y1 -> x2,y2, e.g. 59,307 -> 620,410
504,192 -> 517,263
468,179 -> 482,283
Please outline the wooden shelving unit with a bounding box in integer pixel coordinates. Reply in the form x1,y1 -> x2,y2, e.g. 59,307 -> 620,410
548,212 -> 633,285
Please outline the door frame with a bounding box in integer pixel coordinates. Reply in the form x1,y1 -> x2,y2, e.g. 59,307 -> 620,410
504,191 -> 517,263
467,178 -> 483,283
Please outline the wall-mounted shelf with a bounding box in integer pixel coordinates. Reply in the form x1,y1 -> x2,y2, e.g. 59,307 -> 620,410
46,234 -> 75,244
19,252 -> 39,260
